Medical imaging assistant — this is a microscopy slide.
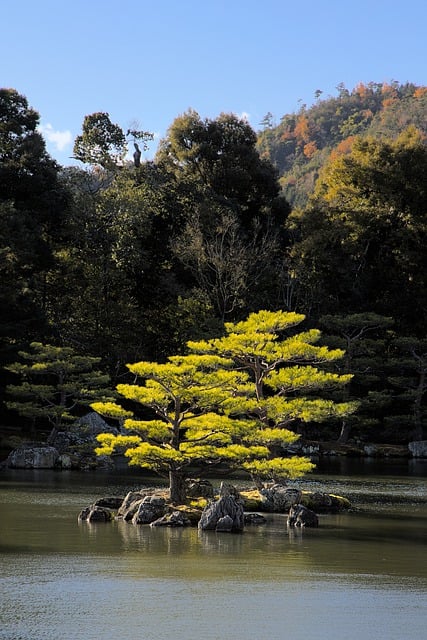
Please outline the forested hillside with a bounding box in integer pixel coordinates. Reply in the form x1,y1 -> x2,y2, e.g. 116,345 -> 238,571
257,81 -> 427,207
1,84 -> 426,449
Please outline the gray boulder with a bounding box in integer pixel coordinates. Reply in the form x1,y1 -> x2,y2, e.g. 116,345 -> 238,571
408,441 -> 427,458
75,411 -> 113,435
185,478 -> 215,499
50,412 -> 116,454
244,513 -> 267,525
93,496 -> 124,510
56,453 -> 72,469
287,504 -> 319,528
198,491 -> 245,533
132,496 -> 166,525
117,491 -> 149,520
259,484 -> 302,512
78,505 -> 114,523
150,511 -> 192,527
6,445 -> 59,469
215,515 -> 234,532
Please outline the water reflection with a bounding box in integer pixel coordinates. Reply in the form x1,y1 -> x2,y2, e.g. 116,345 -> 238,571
1,466 -> 426,640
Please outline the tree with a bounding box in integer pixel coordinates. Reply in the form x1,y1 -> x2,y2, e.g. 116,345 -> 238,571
173,205 -> 280,321
5,343 -> 112,440
158,110 -> 291,319
40,165 -> 144,371
288,128 -> 427,331
93,310 -> 355,503
0,89 -> 70,363
188,310 -> 356,443
386,336 -> 427,441
318,313 -> 394,443
157,110 -> 284,227
73,112 -> 153,169
93,353 -> 262,504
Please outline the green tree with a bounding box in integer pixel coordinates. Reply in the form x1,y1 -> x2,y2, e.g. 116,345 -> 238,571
73,112 -> 153,169
188,310 -> 356,442
157,110 -> 283,226
158,110 -> 290,319
386,336 -> 427,441
94,353 -> 262,504
93,310 -> 355,503
318,313 -> 394,443
0,89 -> 70,368
54,161 -> 207,364
288,128 -> 427,332
5,343 -> 112,440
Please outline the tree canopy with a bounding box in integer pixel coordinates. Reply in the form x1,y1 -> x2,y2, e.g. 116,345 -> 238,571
288,127 -> 427,332
1,85 -> 427,447
6,342 -> 112,439
93,310 -> 355,503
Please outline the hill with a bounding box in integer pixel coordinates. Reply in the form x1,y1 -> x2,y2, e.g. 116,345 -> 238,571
256,81 -> 427,207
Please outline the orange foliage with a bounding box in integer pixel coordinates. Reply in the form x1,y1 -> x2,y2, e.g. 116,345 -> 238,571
329,136 -> 356,162
355,82 -> 369,98
382,97 -> 397,109
303,141 -> 318,158
414,87 -> 427,98
381,82 -> 398,98
294,115 -> 310,144
280,129 -> 294,142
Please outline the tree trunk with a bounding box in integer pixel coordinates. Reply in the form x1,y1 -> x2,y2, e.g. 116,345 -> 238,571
337,420 -> 351,444
169,469 -> 187,505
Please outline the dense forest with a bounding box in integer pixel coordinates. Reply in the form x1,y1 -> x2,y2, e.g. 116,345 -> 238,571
1,82 -> 427,448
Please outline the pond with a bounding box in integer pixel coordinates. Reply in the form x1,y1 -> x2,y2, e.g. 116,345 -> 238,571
0,460 -> 426,640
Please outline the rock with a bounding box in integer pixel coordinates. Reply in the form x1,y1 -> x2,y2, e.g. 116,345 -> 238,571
132,496 -> 166,525
93,497 -> 124,510
49,412 -> 118,468
287,504 -> 319,528
117,491 -> 148,519
78,506 -> 114,523
185,478 -> 214,499
75,411 -> 112,435
244,513 -> 267,525
259,484 -> 302,512
6,445 -> 59,469
215,515 -> 234,532
301,491 -> 350,513
363,443 -> 408,458
56,453 -> 72,469
78,506 -> 91,521
87,507 -> 114,523
219,481 -> 241,498
95,455 -> 116,470
150,511 -> 192,527
364,444 -> 378,457
408,440 -> 427,458
198,493 -> 245,532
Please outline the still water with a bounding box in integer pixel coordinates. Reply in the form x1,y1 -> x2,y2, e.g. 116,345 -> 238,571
0,461 -> 426,640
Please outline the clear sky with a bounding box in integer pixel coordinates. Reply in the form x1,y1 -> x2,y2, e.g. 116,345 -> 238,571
2,0 -> 426,166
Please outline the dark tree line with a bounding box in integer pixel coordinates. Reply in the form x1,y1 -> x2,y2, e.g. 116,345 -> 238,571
1,88 -> 426,444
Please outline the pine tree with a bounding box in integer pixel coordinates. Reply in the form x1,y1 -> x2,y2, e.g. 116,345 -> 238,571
6,343 -> 112,440
93,310 -> 355,503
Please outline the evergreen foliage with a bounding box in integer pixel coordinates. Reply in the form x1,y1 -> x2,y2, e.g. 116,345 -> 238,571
5,343 -> 113,438
94,311 -> 355,502
1,85 -> 426,447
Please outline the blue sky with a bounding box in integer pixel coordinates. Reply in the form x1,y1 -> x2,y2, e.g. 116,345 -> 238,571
2,0 -> 426,166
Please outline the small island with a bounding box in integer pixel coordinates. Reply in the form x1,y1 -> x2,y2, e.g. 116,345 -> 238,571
78,479 -> 351,532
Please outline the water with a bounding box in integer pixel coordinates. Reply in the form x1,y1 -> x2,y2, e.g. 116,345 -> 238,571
0,462 -> 426,640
